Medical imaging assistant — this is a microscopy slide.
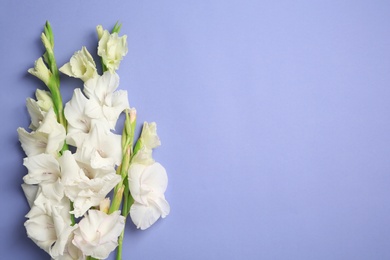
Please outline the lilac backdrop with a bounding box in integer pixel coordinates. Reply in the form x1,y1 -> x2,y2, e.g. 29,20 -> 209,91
1,1 -> 390,259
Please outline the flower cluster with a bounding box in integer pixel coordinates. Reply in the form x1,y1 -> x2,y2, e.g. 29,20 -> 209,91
18,22 -> 169,260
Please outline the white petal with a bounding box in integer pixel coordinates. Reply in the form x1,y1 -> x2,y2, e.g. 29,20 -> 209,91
128,162 -> 168,205
38,110 -> 66,154
83,72 -> 125,129
25,209 -> 56,253
17,128 -> 49,156
130,202 -> 161,230
18,109 -> 66,157
77,122 -> 122,167
26,98 -> 44,130
150,195 -> 170,218
140,162 -> 168,195
131,146 -> 155,165
41,180 -> 64,201
64,88 -> 91,136
61,150 -> 120,218
59,150 -> 83,182
84,99 -> 104,121
59,63 -> 73,77
73,210 -> 124,259
49,207 -> 78,258
23,153 -> 60,184
84,71 -> 119,101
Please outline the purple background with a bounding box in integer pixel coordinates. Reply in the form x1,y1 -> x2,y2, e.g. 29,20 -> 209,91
1,1 -> 390,259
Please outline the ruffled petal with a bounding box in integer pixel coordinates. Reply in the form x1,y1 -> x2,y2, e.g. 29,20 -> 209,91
73,210 -> 125,259
129,202 -> 161,230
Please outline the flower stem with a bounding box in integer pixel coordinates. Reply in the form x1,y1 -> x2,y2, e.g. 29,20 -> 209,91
116,180 -> 133,260
116,228 -> 125,260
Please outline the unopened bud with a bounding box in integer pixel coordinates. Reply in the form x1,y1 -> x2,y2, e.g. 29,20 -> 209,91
100,198 -> 111,214
96,25 -> 104,40
28,57 -> 51,86
129,108 -> 137,123
35,89 -> 53,112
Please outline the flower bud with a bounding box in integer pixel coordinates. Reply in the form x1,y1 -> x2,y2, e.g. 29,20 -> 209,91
97,30 -> 128,72
96,25 -> 104,40
35,89 -> 53,112
129,108 -> 137,124
59,46 -> 97,82
99,198 -> 111,214
140,122 -> 161,149
28,57 -> 51,86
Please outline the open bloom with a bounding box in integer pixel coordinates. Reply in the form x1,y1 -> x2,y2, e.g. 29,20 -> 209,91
74,121 -> 122,168
128,162 -> 170,230
23,153 -> 60,185
73,210 -> 125,259
18,109 -> 66,157
60,151 -> 121,218
64,89 -> 114,148
97,29 -> 128,72
83,71 -> 129,130
24,194 -> 77,259
59,46 -> 97,82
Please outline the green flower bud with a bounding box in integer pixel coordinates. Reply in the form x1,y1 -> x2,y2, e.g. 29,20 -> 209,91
35,89 -> 53,112
28,57 -> 51,86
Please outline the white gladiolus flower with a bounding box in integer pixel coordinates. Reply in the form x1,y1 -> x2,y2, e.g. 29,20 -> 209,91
25,198 -> 76,258
59,151 -> 121,218
128,162 -> 170,230
18,109 -> 66,157
84,72 -> 129,130
74,121 -> 122,168
73,210 -> 125,259
23,153 -> 60,185
97,30 -> 128,72
59,46 -> 97,82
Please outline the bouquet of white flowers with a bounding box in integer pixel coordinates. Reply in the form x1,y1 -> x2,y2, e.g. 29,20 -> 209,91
17,21 -> 170,260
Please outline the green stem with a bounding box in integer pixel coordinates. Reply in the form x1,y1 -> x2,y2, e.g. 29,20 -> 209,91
116,178 -> 133,260
116,222 -> 126,260
50,86 -> 67,128
122,176 -> 133,216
